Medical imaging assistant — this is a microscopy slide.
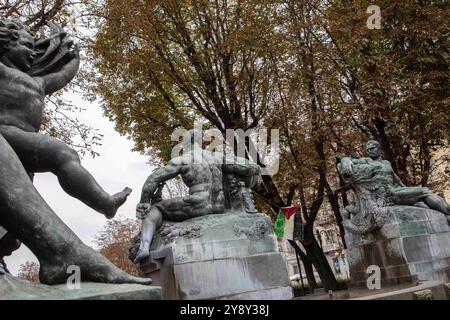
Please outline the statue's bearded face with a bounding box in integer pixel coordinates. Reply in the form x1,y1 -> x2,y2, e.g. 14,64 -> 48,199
4,30 -> 36,72
366,142 -> 381,159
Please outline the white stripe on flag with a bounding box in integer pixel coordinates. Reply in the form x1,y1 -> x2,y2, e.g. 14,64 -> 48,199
284,214 -> 295,240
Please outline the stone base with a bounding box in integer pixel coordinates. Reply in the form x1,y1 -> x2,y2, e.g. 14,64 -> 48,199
297,281 -> 450,300
138,212 -> 292,300
349,281 -> 450,300
346,206 -> 450,288
0,270 -> 162,300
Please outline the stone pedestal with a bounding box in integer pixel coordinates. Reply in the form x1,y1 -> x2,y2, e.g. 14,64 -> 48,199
346,206 -> 450,288
138,212 -> 292,300
0,270 -> 162,300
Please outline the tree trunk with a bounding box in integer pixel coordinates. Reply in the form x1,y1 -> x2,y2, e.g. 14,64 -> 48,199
304,236 -> 340,291
303,255 -> 317,292
288,240 -> 317,291
325,179 -> 347,249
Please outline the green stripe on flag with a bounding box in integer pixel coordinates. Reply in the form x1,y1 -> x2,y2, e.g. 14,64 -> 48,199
274,211 -> 286,238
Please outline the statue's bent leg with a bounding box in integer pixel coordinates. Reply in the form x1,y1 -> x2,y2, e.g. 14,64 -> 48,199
159,197 -> 200,221
391,186 -> 431,206
0,134 -> 151,285
392,186 -> 450,215
134,206 -> 163,264
134,198 -> 197,264
423,195 -> 450,215
0,125 -> 131,219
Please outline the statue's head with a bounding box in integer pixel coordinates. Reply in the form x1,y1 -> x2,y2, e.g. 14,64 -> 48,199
366,140 -> 382,160
0,17 -> 36,72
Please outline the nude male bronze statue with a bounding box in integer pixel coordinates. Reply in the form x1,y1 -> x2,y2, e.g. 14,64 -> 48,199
338,140 -> 450,234
133,130 -> 261,263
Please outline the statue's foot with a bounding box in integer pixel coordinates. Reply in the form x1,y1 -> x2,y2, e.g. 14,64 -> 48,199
39,244 -> 151,286
104,187 -> 132,219
133,248 -> 150,264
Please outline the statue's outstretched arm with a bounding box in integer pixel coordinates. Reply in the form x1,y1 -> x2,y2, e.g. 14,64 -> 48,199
40,46 -> 80,95
338,157 -> 354,176
140,160 -> 182,203
338,157 -> 371,177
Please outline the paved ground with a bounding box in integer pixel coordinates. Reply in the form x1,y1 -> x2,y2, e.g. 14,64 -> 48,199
294,282 -> 419,300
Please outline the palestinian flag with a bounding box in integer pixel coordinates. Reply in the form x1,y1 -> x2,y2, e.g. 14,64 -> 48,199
274,205 -> 302,240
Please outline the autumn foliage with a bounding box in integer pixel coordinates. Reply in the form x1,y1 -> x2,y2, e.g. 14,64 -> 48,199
17,261 -> 40,283
93,218 -> 141,277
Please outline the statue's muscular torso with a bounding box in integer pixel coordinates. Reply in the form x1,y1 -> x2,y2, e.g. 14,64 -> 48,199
164,152 -> 226,214
179,154 -> 224,200
0,64 -> 45,132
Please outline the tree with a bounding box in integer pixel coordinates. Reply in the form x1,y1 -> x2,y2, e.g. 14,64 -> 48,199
94,218 -> 141,276
266,0 -> 355,291
0,1 -> 71,30
325,0 -> 450,187
88,0 -> 287,207
17,261 -> 40,283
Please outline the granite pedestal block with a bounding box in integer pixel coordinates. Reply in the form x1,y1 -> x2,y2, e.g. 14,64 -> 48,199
346,206 -> 450,288
138,212 -> 293,300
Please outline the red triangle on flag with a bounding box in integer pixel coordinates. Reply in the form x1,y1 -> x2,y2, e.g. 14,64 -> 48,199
280,205 -> 300,220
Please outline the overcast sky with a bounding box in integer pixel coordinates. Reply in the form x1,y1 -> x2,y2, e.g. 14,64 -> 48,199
4,92 -> 153,275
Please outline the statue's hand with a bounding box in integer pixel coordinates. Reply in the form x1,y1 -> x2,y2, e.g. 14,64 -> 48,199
340,160 -> 354,176
136,202 -> 151,219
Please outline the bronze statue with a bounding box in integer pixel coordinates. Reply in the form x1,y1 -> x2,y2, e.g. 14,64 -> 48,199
0,18 -> 131,219
338,140 -> 450,234
0,17 -> 149,285
133,129 -> 261,263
